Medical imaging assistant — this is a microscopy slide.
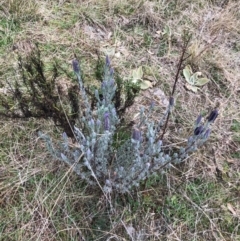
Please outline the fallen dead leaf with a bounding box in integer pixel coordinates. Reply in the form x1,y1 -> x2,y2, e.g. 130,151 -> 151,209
226,158 -> 235,164
227,203 -> 237,217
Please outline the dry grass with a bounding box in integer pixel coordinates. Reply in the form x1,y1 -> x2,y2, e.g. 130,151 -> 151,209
0,0 -> 240,240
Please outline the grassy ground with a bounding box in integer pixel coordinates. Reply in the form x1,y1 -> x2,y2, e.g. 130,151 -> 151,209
0,0 -> 240,240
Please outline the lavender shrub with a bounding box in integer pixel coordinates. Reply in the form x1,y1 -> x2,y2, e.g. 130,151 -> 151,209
39,56 -> 218,193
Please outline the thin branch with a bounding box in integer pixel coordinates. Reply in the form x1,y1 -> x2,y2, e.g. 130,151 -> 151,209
157,35 -> 192,142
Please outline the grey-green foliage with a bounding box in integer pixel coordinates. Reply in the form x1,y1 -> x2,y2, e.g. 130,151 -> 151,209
39,56 -> 218,193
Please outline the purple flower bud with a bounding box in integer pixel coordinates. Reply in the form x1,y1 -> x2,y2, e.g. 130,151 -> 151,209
204,129 -> 211,139
106,55 -> 110,66
169,96 -> 174,106
104,112 -> 110,131
195,114 -> 202,126
132,128 -> 141,141
194,125 -> 204,136
72,59 -> 80,73
208,109 -> 218,123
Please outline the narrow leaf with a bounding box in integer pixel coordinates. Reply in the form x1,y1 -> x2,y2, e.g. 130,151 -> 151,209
61,153 -> 68,161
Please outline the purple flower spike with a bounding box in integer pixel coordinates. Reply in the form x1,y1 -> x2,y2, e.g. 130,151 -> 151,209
106,55 -> 110,66
169,96 -> 174,106
208,109 -> 218,123
195,114 -> 202,126
194,125 -> 204,136
132,128 -> 141,141
104,112 -> 110,131
72,59 -> 80,73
